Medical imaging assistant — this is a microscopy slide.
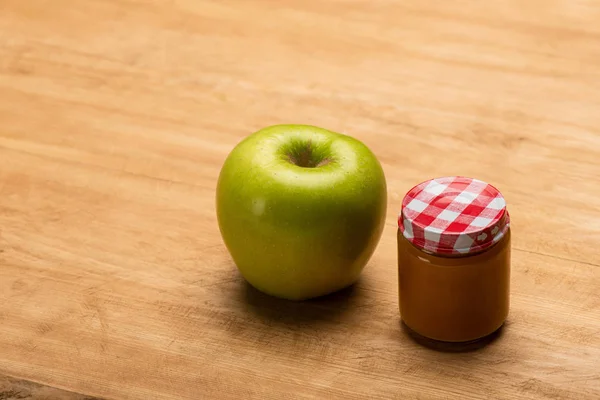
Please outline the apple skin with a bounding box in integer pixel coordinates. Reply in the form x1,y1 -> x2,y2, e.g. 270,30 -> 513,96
216,124 -> 387,300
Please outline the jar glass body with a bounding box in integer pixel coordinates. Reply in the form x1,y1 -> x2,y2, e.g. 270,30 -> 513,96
397,228 -> 511,342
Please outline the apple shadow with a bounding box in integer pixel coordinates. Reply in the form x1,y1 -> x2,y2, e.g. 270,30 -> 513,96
238,278 -> 364,329
399,320 -> 506,353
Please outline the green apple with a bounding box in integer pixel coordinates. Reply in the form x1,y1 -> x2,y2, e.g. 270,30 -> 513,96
216,124 -> 387,300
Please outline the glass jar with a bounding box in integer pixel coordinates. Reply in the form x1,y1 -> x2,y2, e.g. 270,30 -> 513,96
397,176 -> 511,343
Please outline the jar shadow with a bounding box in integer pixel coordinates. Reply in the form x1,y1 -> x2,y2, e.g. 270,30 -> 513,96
400,320 -> 506,353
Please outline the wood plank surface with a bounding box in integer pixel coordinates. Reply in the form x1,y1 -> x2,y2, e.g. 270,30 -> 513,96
0,376 -> 102,400
1,0 -> 599,399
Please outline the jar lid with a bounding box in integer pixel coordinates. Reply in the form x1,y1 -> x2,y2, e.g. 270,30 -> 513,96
398,176 -> 510,255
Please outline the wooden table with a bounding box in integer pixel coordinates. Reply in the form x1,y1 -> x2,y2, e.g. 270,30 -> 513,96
1,1 -> 599,399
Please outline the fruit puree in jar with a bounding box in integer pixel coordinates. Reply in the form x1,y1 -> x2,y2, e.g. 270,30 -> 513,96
397,176 -> 511,342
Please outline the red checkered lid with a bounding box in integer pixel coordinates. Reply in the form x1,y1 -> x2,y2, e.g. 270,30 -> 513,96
398,176 -> 510,256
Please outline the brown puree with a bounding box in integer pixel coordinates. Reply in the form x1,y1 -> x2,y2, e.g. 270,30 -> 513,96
397,229 -> 511,343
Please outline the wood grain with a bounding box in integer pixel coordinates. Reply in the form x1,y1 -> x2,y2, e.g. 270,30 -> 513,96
1,0 -> 599,399
0,376 -> 101,400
